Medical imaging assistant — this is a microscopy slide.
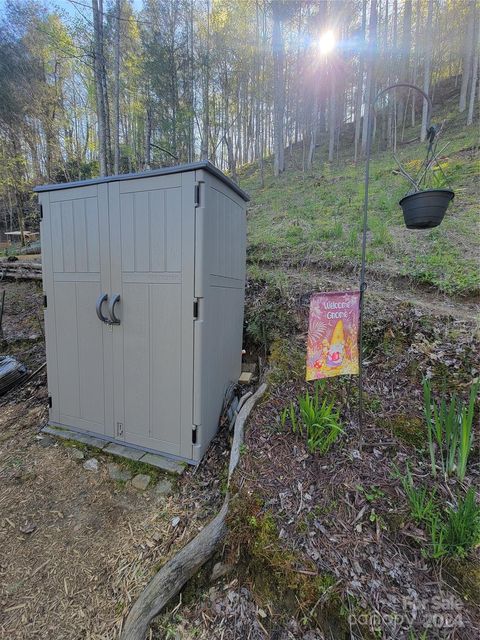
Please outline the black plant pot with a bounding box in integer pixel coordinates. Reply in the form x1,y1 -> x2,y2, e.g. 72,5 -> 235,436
399,189 -> 455,229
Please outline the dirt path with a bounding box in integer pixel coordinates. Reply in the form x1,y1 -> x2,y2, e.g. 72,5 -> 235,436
258,263 -> 479,322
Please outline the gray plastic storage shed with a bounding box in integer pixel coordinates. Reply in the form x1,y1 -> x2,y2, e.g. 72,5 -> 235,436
35,162 -> 248,464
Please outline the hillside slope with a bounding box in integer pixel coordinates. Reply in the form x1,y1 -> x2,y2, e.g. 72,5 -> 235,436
240,98 -> 479,300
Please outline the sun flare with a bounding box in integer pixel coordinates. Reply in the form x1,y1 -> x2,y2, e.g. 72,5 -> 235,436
317,30 -> 336,55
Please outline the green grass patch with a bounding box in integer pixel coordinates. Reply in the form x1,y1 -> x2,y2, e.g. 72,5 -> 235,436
240,109 -> 479,296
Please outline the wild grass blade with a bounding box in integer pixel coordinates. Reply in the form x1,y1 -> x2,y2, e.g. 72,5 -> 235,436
423,379 -> 437,477
457,381 -> 478,482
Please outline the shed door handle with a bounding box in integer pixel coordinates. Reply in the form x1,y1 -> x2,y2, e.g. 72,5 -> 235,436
96,293 -> 109,324
108,294 -> 121,325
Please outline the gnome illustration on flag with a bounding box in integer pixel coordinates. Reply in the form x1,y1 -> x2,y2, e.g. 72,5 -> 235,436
306,292 -> 360,381
325,320 -> 345,369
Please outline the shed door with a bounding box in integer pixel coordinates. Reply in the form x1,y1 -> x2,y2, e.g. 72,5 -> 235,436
41,185 -> 113,436
108,173 -> 195,459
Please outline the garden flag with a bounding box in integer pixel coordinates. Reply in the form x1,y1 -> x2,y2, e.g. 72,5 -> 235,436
306,291 -> 360,381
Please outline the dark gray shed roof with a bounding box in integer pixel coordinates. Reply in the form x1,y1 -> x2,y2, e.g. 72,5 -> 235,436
34,161 -> 250,202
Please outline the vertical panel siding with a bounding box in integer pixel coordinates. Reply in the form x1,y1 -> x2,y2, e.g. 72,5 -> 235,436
149,284 -> 181,442
85,197 -> 100,272
73,200 -> 88,272
134,192 -> 150,272
51,197 -> 101,274
120,187 -> 182,274
165,189 -> 182,271
150,190 -> 166,272
55,280 -> 80,418
76,281 -> 105,425
51,202 -> 64,273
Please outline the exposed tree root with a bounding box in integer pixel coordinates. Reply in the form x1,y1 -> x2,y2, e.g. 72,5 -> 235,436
120,383 -> 267,640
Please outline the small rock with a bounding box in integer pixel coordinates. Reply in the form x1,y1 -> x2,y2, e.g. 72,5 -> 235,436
20,521 -> 37,534
154,478 -> 173,496
37,435 -> 55,448
171,516 -> 180,528
258,608 -> 267,619
107,463 -> 132,482
69,447 -> 85,460
211,562 -> 233,581
83,458 -> 99,472
131,473 -> 151,490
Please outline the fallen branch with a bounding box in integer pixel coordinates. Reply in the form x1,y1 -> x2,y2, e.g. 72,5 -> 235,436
0,261 -> 43,282
120,382 -> 267,640
0,261 -> 42,270
0,272 -> 42,282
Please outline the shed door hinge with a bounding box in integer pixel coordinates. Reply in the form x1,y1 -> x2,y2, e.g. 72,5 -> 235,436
43,294 -> 47,308
48,396 -> 52,408
194,183 -> 200,208
192,426 -> 197,444
193,298 -> 199,319
39,203 -> 43,220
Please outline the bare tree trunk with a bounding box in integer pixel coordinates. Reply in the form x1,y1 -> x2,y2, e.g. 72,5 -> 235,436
399,0 -> 412,135
201,0 -> 210,160
361,0 -> 377,154
460,1 -> 477,112
92,0 -> 108,176
188,0 -> 194,162
467,50 -> 479,125
113,0 -> 121,175
411,0 -> 421,127
421,0 -> 434,141
354,0 -> 367,162
272,3 -> 285,176
144,102 -> 152,170
328,74 -> 336,162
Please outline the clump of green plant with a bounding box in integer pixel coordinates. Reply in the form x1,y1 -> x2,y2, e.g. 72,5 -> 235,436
399,463 -> 437,523
397,465 -> 480,559
281,382 -> 344,454
423,378 -> 478,481
441,488 -> 480,557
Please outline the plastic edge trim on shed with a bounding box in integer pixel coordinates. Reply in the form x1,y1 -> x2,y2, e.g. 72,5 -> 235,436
33,161 -> 250,202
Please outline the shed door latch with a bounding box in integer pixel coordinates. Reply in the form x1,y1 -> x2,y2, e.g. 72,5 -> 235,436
192,426 -> 197,444
194,180 -> 204,208
194,183 -> 200,208
193,298 -> 199,319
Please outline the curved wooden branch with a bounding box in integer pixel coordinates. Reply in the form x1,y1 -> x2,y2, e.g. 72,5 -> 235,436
120,382 -> 267,640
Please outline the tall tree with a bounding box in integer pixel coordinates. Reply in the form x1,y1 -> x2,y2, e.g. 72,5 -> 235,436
459,0 -> 477,112
361,0 -> 377,154
272,1 -> 286,176
421,0 -> 434,141
92,0 -> 109,175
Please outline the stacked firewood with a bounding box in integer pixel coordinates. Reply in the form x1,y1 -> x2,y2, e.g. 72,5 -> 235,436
0,260 -> 42,281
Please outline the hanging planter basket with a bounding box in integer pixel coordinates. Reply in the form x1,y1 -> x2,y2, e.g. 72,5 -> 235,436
399,188 -> 455,230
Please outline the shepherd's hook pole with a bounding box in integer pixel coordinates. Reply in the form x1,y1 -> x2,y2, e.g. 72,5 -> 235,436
358,83 -> 432,436
357,100 -> 373,438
